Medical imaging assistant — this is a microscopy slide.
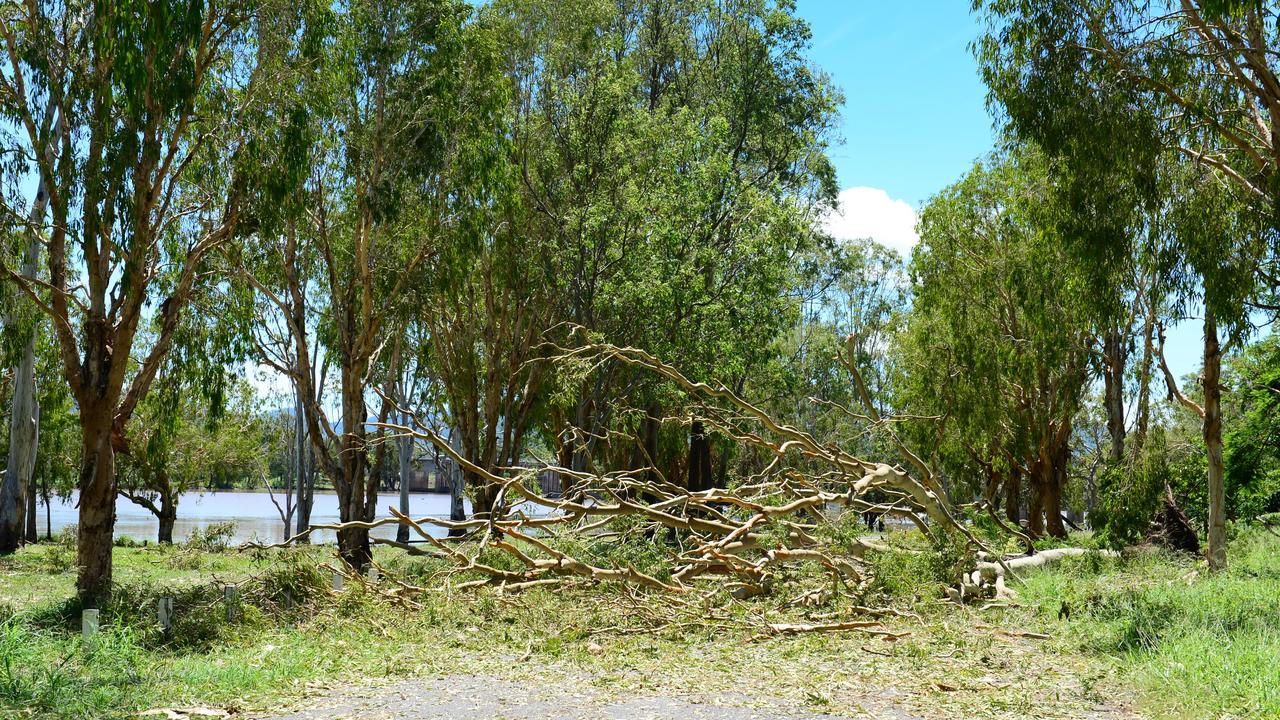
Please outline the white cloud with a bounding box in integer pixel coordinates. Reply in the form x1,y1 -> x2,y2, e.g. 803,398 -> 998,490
821,187 -> 920,258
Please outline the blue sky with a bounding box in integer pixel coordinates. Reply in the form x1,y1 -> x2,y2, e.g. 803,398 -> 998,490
796,0 -> 1207,381
797,1 -> 994,207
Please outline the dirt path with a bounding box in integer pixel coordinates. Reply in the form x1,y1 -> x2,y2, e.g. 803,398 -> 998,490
255,674 -> 923,720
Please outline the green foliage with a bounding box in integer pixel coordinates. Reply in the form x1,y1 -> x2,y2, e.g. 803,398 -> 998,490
1225,333 -> 1280,519
477,0 -> 839,477
1092,334 -> 1280,539
896,148 -> 1096,507
976,0 -> 1271,338
866,530 -> 971,602
183,522 -> 238,553
252,553 -> 330,611
1019,529 -> 1280,718
27,541 -> 75,575
1091,433 -> 1168,549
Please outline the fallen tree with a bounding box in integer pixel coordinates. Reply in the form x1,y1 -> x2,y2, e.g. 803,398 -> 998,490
948,547 -> 1121,604
259,340 -> 1105,633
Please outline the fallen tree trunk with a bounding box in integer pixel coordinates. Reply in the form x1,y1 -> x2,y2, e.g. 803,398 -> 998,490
948,547 -> 1119,604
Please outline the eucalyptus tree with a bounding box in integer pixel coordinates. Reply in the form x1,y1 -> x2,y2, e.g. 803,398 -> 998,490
754,238 -> 908,474
0,127 -> 55,552
499,0 -> 837,491
0,0 -> 289,602
118,376 -> 265,543
239,0 -> 507,567
420,192 -> 555,516
976,0 -> 1280,568
3,264 -> 79,513
897,150 -> 1096,538
1225,332 -> 1280,518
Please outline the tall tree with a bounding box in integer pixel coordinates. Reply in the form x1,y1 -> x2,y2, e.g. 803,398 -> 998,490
976,0 -> 1280,567
497,0 -> 837,494
0,99 -> 61,553
897,150 -> 1096,539
0,0 -> 279,602
240,0 -> 505,568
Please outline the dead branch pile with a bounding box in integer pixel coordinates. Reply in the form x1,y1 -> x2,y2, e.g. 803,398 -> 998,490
295,340 -> 1102,633
307,343 -> 1016,627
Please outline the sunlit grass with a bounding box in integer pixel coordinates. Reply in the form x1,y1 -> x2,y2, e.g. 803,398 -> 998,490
1014,527 -> 1280,719
3,528 -> 1277,719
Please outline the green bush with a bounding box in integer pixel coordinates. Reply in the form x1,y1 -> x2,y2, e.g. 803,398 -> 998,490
37,542 -> 75,574
184,521 -> 237,552
251,551 -> 330,613
1091,441 -> 1163,549
866,529 -> 971,601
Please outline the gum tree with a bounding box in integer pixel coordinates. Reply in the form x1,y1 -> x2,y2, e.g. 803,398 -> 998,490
0,0 -> 277,602
898,150 -> 1096,538
239,0 -> 507,567
497,0 -> 837,494
976,0 -> 1280,568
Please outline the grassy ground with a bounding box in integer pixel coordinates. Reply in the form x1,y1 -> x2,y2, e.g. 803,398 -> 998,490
1013,528 -> 1280,719
0,527 -> 1276,720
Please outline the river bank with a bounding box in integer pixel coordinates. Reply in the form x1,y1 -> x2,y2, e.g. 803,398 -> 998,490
34,490 -> 473,546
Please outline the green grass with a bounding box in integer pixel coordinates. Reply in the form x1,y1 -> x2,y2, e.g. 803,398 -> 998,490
1,529 -> 1277,719
1012,527 -> 1280,719
0,534 -> 262,612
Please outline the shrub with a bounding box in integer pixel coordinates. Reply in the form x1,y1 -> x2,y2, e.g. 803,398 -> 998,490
184,521 -> 237,552
866,529 -> 971,601
37,542 -> 75,574
56,524 -> 77,547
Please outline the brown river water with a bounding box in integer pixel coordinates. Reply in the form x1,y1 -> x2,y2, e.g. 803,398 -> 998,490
36,490 -> 474,545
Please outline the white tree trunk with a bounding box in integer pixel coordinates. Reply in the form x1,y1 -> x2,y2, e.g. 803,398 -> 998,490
24,403 -> 39,543
293,385 -> 307,537
1,121 -> 56,553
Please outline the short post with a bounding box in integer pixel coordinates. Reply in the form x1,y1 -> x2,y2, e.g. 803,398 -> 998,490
157,597 -> 174,633
223,585 -> 239,622
282,590 -> 294,610
81,609 -> 99,644
332,572 -> 344,591
366,565 -> 378,583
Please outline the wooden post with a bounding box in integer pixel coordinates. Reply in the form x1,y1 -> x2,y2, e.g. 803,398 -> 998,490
81,609 -> 99,643
366,565 -> 378,583
332,572 -> 344,591
224,585 -> 239,621
157,597 -> 174,633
